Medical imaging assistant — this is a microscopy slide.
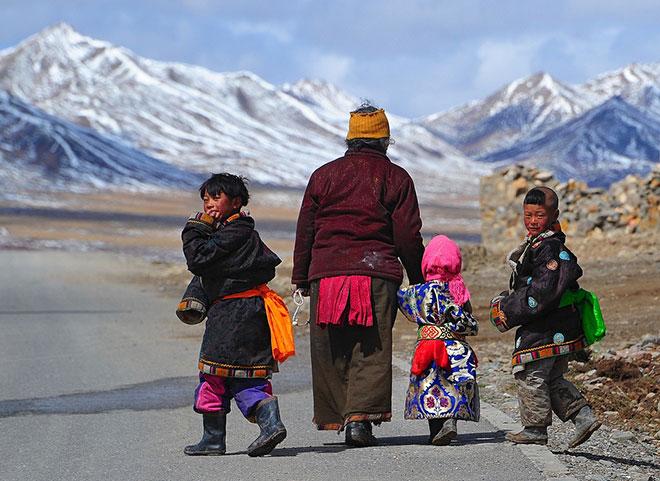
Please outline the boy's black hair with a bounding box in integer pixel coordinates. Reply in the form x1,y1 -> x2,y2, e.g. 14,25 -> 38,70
199,173 -> 250,206
523,187 -> 559,210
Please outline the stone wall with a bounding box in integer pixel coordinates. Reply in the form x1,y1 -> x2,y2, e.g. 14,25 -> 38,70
480,164 -> 660,249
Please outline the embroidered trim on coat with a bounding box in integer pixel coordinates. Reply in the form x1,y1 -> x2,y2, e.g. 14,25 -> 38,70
198,359 -> 272,378
511,337 -> 586,366
417,324 -> 455,340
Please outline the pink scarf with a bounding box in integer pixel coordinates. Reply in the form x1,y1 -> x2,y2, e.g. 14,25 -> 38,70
316,276 -> 373,327
421,235 -> 470,306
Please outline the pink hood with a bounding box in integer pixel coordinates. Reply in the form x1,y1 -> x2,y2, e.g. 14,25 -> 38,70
421,235 -> 470,306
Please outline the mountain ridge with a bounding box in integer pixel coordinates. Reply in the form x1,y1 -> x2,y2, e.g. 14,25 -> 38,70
1,23 -> 658,196
0,89 -> 201,193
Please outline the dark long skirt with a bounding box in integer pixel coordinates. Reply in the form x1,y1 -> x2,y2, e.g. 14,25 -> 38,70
309,277 -> 398,430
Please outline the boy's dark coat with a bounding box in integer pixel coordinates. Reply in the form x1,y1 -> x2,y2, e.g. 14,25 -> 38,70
499,231 -> 584,359
182,215 -> 280,369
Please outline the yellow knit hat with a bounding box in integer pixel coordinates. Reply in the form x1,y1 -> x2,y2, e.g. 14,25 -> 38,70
346,108 -> 390,140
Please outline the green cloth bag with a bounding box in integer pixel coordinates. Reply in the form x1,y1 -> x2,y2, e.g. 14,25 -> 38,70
559,288 -> 606,345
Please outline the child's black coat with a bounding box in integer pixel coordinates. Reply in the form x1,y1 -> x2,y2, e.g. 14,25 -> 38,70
492,231 -> 585,365
182,214 -> 281,373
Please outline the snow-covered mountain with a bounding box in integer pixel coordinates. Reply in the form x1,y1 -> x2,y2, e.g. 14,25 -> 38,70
1,23 -> 658,195
421,63 -> 660,183
422,72 -> 593,156
425,64 -> 660,155
479,96 -> 660,186
0,23 -> 483,197
582,63 -> 660,100
0,90 -> 201,193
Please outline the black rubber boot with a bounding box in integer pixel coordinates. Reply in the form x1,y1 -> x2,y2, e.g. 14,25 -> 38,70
345,421 -> 378,447
184,413 -> 227,455
569,405 -> 601,448
428,419 -> 444,443
247,397 -> 287,457
430,418 -> 457,446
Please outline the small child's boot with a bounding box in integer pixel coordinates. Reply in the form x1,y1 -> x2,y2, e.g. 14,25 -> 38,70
429,418 -> 457,446
568,405 -> 601,448
184,413 -> 227,455
505,426 -> 548,445
247,397 -> 287,457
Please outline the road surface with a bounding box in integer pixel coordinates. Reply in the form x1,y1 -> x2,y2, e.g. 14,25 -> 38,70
0,250 -> 543,481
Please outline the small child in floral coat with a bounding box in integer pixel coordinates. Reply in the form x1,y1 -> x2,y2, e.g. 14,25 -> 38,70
397,235 -> 479,445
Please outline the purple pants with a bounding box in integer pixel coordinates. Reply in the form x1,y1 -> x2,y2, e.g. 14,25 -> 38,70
193,373 -> 273,418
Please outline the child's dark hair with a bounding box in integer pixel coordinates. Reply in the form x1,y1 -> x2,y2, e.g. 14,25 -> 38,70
523,187 -> 559,210
199,173 -> 250,206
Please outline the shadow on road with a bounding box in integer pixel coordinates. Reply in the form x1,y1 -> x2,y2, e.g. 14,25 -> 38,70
556,450 -> 659,470
456,430 -> 507,445
264,442 -> 352,457
0,376 -> 197,417
259,430 -> 507,457
379,430 -> 506,447
0,374 -> 313,418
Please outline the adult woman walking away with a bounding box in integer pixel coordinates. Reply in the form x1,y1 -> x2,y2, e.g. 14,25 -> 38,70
292,103 -> 425,447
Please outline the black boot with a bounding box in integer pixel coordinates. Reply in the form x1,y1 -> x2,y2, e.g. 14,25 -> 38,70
431,419 -> 457,446
345,421 -> 378,447
569,405 -> 601,448
428,419 -> 444,443
247,397 -> 287,457
184,413 -> 226,455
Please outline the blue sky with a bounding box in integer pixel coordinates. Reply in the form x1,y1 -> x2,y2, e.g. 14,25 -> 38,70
2,0 -> 660,117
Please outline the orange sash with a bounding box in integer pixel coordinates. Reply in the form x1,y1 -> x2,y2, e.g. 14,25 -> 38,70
222,284 -> 295,363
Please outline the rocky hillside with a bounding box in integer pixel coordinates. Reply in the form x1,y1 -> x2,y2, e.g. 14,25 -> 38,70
479,163 -> 660,248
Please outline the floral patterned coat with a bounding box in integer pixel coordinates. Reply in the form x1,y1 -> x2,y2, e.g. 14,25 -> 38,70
397,281 -> 480,421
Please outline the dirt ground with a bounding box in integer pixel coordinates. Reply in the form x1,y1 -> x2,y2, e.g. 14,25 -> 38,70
0,188 -> 480,252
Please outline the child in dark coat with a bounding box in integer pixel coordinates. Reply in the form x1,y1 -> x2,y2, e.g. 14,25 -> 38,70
178,173 -> 293,457
490,187 -> 601,447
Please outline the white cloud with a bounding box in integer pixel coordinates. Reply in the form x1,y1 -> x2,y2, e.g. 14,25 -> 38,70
475,37 -> 546,92
473,28 -> 626,95
306,53 -> 354,84
228,20 -> 293,44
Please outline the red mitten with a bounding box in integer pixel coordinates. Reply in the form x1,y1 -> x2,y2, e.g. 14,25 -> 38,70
410,340 -> 450,376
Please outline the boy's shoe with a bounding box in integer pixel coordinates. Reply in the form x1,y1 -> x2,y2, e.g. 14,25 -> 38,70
569,405 -> 601,449
505,426 -> 548,445
247,397 -> 287,457
430,418 -> 457,446
345,421 -> 378,447
184,413 -> 227,455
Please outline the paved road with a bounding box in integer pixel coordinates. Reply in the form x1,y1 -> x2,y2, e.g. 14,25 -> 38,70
0,250 -> 541,481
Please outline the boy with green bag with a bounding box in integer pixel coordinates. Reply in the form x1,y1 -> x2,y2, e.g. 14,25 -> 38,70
490,187 -> 602,448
